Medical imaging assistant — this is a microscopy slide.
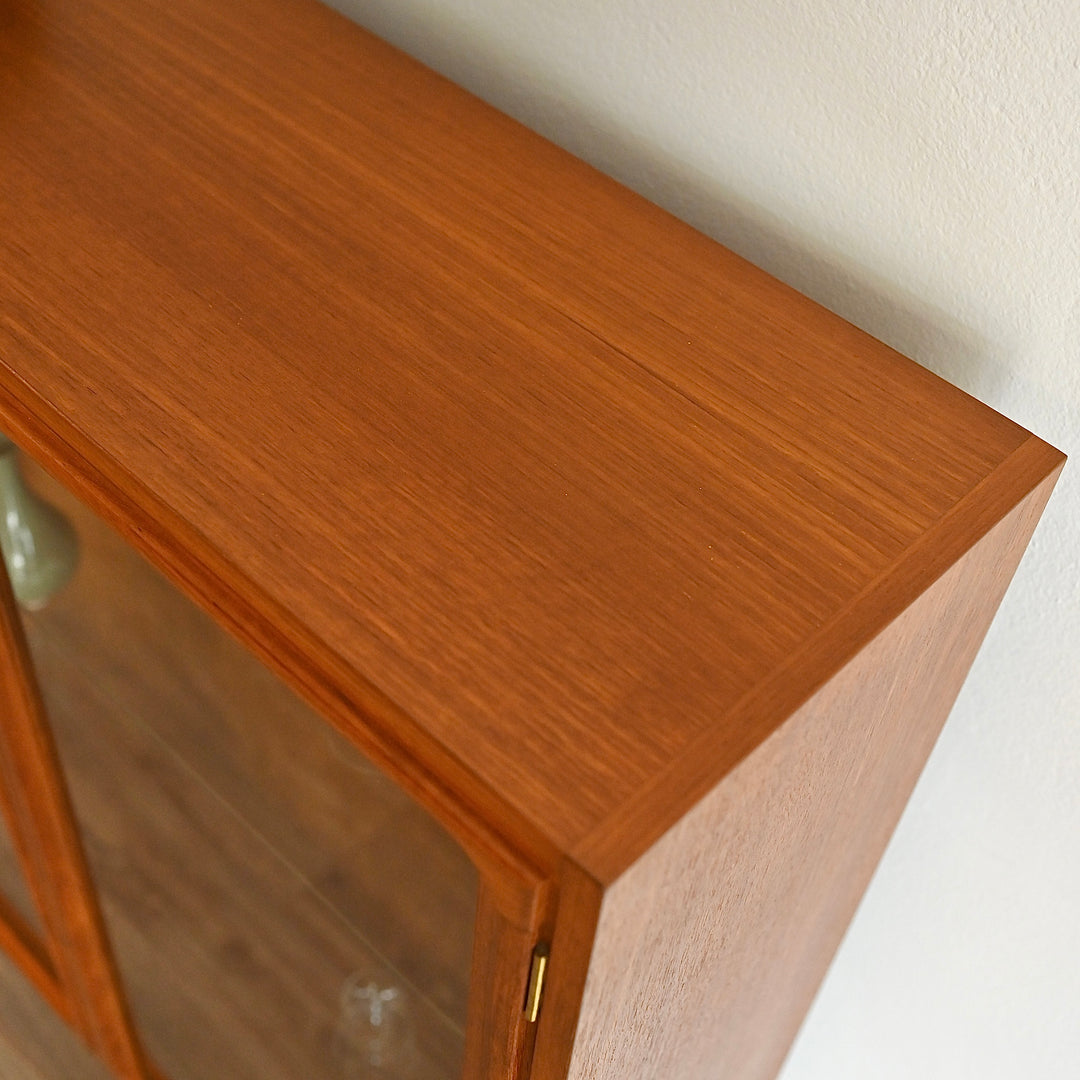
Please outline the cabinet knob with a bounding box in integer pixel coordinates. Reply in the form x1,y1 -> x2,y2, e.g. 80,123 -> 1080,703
0,434 -> 78,609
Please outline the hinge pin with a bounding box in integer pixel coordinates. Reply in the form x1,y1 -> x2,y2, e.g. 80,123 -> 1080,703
524,943 -> 549,1023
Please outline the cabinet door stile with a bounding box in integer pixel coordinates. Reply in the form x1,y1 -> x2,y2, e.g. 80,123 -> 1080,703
463,875 -> 556,1080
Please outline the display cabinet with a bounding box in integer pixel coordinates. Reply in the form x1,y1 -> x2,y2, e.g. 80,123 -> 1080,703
0,1 -> 1065,1078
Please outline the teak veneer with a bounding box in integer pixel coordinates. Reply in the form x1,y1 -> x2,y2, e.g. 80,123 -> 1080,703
0,0 -> 1066,1077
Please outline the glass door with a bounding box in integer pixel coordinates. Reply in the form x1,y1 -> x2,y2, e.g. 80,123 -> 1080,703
4,454 -> 478,1080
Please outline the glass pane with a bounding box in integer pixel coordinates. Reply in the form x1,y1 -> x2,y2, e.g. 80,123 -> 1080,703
19,460 -> 477,1080
0,947 -> 111,1080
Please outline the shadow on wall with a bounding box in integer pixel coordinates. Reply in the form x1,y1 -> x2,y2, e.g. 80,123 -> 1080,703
329,0 -> 1014,408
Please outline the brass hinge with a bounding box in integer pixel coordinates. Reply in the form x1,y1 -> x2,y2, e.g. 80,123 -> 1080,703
523,943 -> 549,1023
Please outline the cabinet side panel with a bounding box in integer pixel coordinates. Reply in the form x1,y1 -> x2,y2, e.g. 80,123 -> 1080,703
566,471 -> 1058,1080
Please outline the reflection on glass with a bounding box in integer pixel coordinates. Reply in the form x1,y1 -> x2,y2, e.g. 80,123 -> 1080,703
18,461 -> 477,1080
335,967 -> 418,1079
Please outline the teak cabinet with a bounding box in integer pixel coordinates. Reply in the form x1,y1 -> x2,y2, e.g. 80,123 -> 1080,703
0,1 -> 1065,1078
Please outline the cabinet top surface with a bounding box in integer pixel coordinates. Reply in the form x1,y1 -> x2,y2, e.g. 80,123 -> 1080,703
0,0 -> 1061,875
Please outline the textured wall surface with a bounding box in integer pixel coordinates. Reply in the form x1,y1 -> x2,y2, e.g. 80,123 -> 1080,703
326,1 -> 1079,1076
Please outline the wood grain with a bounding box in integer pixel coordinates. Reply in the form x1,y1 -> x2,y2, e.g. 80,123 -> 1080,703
0,0 -> 1046,873
563,467 -> 1061,1080
529,860 -> 603,1080
462,879 -> 551,1080
0,1 -> 1066,1077
574,434 -> 1065,882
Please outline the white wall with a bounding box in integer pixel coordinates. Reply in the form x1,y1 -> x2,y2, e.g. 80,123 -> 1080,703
326,1 -> 1080,1075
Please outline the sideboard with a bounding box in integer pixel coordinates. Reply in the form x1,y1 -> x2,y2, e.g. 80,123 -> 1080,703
0,1 -> 1065,1078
